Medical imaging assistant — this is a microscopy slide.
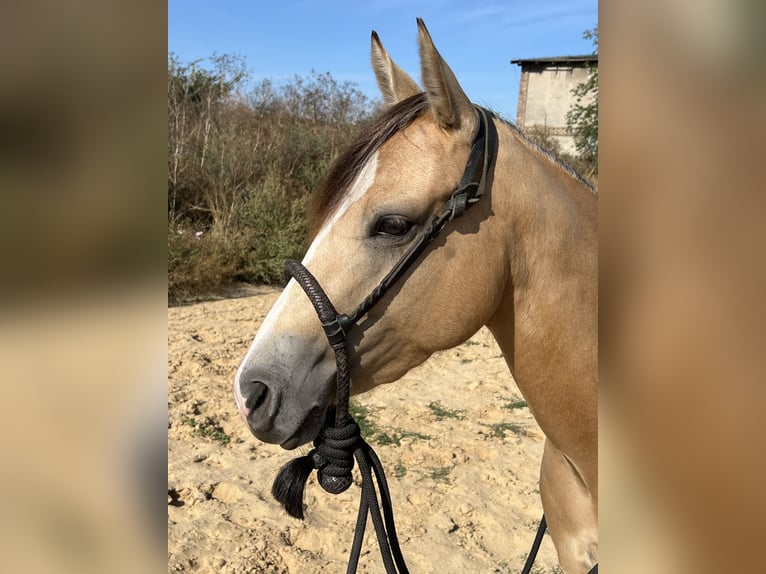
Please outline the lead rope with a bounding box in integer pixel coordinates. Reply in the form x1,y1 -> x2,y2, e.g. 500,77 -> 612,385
520,515 -> 547,574
272,260 -> 408,574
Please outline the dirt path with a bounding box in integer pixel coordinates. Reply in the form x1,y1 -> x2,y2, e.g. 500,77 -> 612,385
168,287 -> 559,573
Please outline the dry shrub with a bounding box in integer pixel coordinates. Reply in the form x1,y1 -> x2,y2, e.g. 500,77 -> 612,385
167,55 -> 374,303
167,227 -> 243,304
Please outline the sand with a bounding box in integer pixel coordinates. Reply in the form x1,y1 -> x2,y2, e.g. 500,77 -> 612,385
168,286 -> 559,573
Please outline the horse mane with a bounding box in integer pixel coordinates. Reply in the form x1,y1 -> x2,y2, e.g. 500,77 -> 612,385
309,93 -> 429,237
494,113 -> 598,195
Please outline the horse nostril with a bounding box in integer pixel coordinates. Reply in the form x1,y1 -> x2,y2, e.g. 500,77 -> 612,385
244,381 -> 269,412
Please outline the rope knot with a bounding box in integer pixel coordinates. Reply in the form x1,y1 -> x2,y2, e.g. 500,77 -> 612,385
316,421 -> 360,494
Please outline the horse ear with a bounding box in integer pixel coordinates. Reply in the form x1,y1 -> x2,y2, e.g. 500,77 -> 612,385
371,31 -> 421,106
416,18 -> 477,135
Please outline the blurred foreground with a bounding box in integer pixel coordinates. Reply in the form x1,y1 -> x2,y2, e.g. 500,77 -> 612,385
0,0 -> 764,572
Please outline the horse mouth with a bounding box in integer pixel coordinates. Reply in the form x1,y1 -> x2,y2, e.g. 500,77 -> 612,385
278,372 -> 338,450
278,404 -> 328,450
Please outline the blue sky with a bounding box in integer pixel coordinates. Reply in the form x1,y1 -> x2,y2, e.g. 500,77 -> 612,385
168,0 -> 597,120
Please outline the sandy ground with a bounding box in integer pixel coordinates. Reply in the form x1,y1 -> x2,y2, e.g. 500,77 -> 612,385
168,286 -> 560,573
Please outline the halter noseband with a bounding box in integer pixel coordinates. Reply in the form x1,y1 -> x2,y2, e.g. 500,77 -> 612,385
271,106 -> 498,573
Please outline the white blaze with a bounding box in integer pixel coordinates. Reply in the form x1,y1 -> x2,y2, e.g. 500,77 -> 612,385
302,152 -> 379,265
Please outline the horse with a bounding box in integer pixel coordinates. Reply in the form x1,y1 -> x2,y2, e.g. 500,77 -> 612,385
234,19 -> 598,573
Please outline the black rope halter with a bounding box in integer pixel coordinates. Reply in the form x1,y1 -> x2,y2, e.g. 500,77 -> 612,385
269,107 -> 556,573
274,261 -> 408,573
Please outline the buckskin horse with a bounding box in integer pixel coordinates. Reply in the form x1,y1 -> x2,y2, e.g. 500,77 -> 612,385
234,19 -> 598,573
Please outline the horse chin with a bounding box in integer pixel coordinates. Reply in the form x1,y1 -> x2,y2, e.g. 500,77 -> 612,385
278,403 -> 329,450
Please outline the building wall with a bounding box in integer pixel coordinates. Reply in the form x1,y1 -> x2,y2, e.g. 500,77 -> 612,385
516,62 -> 594,155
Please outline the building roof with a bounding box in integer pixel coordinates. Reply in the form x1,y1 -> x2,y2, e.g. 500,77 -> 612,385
511,55 -> 597,66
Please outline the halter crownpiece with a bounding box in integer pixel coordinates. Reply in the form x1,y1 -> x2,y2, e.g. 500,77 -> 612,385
270,106 -> 498,574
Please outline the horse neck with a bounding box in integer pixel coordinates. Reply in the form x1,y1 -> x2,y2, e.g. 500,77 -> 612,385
486,122 -> 598,469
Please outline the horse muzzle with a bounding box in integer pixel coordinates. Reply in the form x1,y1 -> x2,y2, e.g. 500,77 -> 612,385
234,352 -> 335,449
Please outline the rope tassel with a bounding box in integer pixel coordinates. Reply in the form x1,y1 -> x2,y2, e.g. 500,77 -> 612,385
271,451 -> 319,520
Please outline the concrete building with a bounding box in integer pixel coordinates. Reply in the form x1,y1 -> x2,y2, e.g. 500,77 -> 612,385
511,55 -> 597,155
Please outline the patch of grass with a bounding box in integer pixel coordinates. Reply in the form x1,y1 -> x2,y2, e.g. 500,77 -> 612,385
427,401 -> 466,421
348,403 -> 379,438
349,402 -> 431,447
503,399 -> 528,410
482,422 -> 527,439
399,429 -> 431,443
393,463 -> 407,479
460,358 -> 474,364
374,429 -> 431,447
426,466 -> 453,484
181,415 -> 231,446
463,340 -> 481,347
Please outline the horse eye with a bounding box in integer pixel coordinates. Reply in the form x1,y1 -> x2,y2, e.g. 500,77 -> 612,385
375,215 -> 413,237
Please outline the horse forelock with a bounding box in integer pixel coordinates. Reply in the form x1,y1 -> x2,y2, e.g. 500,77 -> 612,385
308,93 -> 429,238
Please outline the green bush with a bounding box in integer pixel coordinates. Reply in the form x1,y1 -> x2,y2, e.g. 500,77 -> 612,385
236,173 -> 309,285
